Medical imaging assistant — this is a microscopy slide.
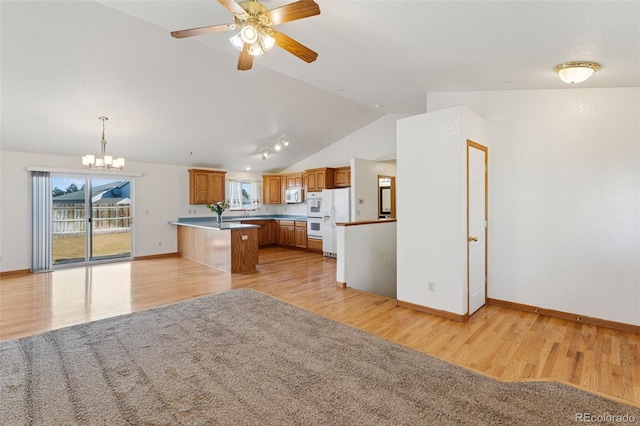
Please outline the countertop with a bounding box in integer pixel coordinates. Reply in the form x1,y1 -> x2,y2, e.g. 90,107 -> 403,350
168,220 -> 259,230
169,215 -> 307,230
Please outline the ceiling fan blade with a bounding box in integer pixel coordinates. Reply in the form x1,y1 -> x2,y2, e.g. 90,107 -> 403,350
265,0 -> 320,25
218,0 -> 247,16
237,44 -> 254,71
272,29 -> 318,63
171,23 -> 233,39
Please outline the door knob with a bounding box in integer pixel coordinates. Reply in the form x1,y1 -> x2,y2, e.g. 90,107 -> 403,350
468,236 -> 478,242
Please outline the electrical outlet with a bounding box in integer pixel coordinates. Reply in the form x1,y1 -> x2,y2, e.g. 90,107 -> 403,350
428,281 -> 435,292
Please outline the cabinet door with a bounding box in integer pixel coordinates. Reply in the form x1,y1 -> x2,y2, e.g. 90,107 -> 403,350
209,173 -> 225,202
190,171 -> 210,204
294,174 -> 303,188
286,227 -> 295,246
189,169 -> 226,204
316,171 -> 325,190
334,167 -> 350,187
303,174 -> 310,193
286,175 -> 295,189
278,225 -> 292,245
294,225 -> 307,248
263,176 -> 281,204
266,221 -> 276,244
307,173 -> 317,192
281,176 -> 287,203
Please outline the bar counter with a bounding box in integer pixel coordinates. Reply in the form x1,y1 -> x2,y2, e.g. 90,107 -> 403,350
169,220 -> 259,273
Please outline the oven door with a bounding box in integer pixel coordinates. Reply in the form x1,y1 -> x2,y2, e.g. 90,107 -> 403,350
307,217 -> 322,239
307,192 -> 323,218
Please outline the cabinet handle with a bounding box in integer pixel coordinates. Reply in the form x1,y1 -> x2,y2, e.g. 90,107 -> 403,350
468,236 -> 478,242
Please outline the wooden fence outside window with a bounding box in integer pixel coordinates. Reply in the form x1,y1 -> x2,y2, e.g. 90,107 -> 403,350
52,203 -> 131,235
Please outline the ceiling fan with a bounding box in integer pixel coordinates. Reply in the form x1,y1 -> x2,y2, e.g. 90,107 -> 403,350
171,0 -> 320,71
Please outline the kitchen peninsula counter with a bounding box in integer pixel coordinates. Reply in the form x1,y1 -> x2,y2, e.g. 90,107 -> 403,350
170,219 -> 259,273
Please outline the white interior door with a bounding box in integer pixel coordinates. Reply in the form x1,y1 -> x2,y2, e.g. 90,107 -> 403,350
468,142 -> 487,315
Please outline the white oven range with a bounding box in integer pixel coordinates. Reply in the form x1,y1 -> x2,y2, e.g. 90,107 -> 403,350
306,192 -> 323,240
307,217 -> 322,239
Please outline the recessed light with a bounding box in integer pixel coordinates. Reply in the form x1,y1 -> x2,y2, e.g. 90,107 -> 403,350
245,166 -> 251,171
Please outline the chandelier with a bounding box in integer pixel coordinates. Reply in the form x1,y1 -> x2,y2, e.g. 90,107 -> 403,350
82,116 -> 125,170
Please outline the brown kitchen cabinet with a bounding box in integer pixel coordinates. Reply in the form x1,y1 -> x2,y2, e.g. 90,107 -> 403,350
277,220 -> 296,246
188,169 -> 226,205
285,173 -> 303,189
262,175 -> 282,204
304,168 -> 334,192
294,221 -> 307,248
333,166 -> 351,187
307,238 -> 323,252
242,220 -> 277,246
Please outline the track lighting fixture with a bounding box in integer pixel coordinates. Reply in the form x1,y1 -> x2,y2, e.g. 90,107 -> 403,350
260,134 -> 289,160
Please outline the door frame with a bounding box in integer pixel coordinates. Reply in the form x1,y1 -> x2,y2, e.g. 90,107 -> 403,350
51,174 -> 135,269
466,140 -> 488,315
377,175 -> 396,219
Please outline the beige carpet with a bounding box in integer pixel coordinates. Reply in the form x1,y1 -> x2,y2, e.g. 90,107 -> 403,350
1,289 -> 638,425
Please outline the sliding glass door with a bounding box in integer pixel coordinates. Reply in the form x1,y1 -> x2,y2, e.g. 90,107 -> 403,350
52,175 -> 132,266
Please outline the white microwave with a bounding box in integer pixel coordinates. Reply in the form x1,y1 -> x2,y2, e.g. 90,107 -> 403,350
285,188 -> 303,203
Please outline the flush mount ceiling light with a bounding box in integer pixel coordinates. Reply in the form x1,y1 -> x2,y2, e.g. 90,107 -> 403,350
82,116 -> 125,171
171,0 -> 320,71
554,61 -> 601,84
261,134 -> 289,160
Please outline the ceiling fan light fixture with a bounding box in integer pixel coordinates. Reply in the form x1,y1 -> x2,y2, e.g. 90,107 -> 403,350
247,42 -> 264,56
260,33 -> 275,51
240,23 -> 259,44
555,61 -> 600,84
229,33 -> 243,51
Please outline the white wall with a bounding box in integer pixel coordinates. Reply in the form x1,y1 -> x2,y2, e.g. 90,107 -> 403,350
351,158 -> 396,222
427,88 -> 640,326
285,114 -> 406,172
0,151 -> 267,272
396,106 -> 487,316
337,221 -> 397,299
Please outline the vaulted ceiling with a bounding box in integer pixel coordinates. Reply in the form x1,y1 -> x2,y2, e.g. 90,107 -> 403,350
2,1 -> 638,173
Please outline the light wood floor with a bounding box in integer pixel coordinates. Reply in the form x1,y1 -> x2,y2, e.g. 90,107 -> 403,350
1,247 -> 638,407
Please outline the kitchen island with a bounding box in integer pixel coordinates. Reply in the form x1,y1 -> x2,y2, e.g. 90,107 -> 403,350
170,219 -> 259,273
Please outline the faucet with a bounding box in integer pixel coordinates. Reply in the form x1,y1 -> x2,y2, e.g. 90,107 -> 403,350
243,210 -> 250,218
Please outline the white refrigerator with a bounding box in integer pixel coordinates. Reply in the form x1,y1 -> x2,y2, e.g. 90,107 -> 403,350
321,188 -> 351,257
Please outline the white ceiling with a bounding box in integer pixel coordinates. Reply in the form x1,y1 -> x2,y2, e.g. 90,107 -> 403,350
2,1 -> 638,173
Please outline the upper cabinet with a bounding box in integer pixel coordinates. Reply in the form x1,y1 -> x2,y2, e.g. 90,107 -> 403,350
333,166 -> 351,188
263,175 -> 282,204
262,173 -> 303,204
304,168 -> 335,192
188,169 -> 226,204
262,167 -> 348,203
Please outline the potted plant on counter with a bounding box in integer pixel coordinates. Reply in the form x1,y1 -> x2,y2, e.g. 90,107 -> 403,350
206,201 -> 229,225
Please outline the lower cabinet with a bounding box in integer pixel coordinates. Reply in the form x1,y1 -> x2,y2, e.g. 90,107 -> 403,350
278,221 -> 296,246
294,221 -> 307,248
277,220 -> 307,249
241,219 -> 313,250
241,220 -> 277,246
307,238 -> 322,252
